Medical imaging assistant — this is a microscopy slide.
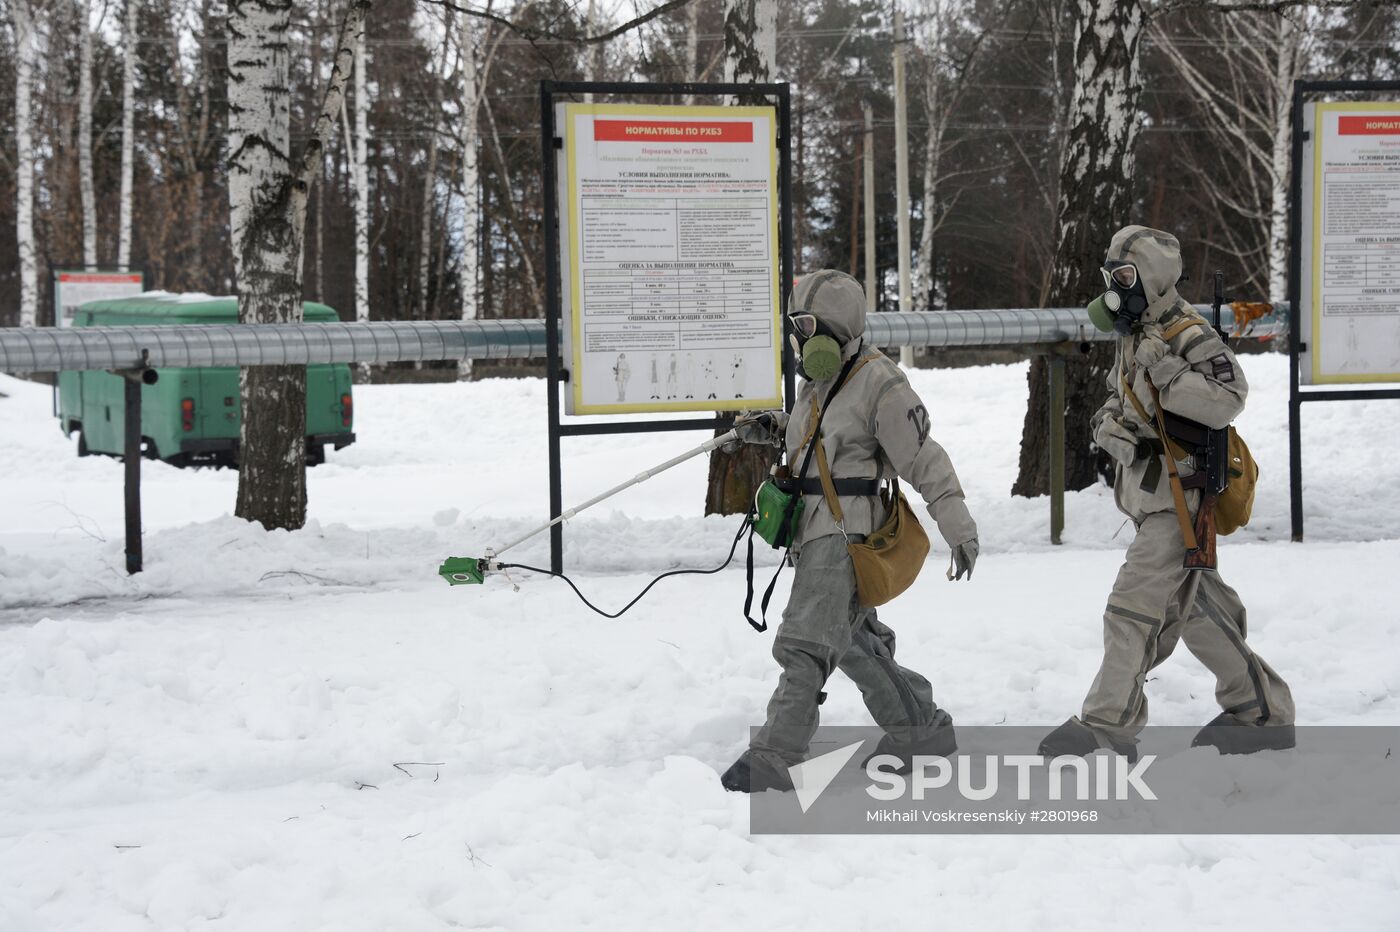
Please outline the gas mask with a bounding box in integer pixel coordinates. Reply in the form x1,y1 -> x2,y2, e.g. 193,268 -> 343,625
1087,262 -> 1149,336
787,312 -> 843,381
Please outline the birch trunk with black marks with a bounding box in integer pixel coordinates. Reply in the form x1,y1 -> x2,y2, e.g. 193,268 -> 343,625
13,0 -> 37,327
914,72 -> 942,310
353,24 -> 370,373
913,3 -> 950,311
723,0 -> 776,85
684,0 -> 699,101
228,0 -> 367,530
1013,0 -> 1143,497
706,0 -> 779,515
311,0 -> 326,302
457,14 -> 481,380
79,0 -> 97,269
1154,9 -> 1304,303
1267,13 -> 1302,302
417,30 -> 450,338
118,0 -> 138,270
417,128 -> 439,323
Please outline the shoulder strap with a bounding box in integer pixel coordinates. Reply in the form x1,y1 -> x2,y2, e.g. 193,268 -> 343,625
1120,367 -> 1197,550
1146,376 -> 1199,552
1162,313 -> 1208,342
793,350 -> 874,485
810,354 -> 877,525
745,349 -> 869,633
1121,367 -> 1187,461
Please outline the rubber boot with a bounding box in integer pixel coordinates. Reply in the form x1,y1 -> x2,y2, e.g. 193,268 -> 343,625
1191,712 -> 1296,754
1037,716 -> 1140,764
861,711 -> 957,775
720,750 -> 795,793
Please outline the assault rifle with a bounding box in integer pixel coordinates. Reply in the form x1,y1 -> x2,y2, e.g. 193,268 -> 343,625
1182,271 -> 1231,571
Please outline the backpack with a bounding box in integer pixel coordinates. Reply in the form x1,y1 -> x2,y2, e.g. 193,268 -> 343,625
1155,313 -> 1258,536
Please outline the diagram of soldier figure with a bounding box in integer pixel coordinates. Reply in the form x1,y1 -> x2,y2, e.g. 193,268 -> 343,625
649,355 -> 661,400
665,353 -> 679,400
701,354 -> 719,400
683,354 -> 695,399
1338,318 -> 1371,373
613,353 -> 631,402
729,352 -> 747,399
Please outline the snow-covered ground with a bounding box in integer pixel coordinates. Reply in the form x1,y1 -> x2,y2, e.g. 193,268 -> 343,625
2,355 -> 1398,930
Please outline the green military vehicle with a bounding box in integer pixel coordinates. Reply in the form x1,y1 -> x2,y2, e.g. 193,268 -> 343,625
57,295 -> 356,468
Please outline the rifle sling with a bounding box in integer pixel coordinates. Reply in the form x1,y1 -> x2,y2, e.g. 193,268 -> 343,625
1149,377 -> 1198,552
743,349 -> 870,632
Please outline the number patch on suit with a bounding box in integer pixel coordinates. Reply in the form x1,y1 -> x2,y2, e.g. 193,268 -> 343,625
907,404 -> 930,446
1209,353 -> 1235,383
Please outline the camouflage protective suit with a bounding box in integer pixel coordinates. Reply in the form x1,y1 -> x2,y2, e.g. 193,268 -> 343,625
1044,227 -> 1295,757
723,270 -> 978,791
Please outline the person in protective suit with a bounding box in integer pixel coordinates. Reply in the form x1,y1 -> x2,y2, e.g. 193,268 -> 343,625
719,269 -> 980,793
1039,226 -> 1296,760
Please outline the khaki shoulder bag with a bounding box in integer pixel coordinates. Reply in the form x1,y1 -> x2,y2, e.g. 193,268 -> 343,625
809,390 -> 930,609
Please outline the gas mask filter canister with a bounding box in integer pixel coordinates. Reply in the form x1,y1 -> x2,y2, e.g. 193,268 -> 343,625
788,312 -> 844,381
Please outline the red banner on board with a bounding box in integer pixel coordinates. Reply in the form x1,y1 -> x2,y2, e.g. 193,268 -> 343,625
57,273 -> 144,283
593,120 -> 753,143
1338,115 -> 1400,135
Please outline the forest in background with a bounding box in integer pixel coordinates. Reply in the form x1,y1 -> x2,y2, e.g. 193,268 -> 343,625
2,0 -> 1397,340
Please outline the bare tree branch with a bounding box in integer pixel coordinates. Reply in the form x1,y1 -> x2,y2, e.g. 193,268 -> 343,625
1152,0 -> 1370,18
418,0 -> 692,45
300,0 -> 370,188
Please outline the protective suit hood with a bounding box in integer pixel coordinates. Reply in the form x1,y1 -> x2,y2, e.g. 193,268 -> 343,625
1106,225 -> 1183,324
790,270 -> 867,347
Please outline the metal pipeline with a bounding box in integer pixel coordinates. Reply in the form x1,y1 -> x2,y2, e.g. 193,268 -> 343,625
0,304 -> 1287,374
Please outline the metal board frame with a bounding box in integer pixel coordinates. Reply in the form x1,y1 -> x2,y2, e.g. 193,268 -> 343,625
50,265 -> 148,327
541,80 -> 795,574
1288,79 -> 1400,542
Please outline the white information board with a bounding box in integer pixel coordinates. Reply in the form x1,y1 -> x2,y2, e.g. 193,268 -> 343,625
556,103 -> 783,415
1300,102 -> 1400,384
52,270 -> 146,327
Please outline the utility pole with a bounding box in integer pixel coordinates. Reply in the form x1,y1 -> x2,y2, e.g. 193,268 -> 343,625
863,101 -> 876,315
893,7 -> 914,367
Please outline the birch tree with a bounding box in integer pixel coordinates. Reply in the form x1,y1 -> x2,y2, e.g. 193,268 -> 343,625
78,0 -> 98,269
1013,0 -> 1145,497
685,0 -> 699,92
723,0 -> 776,84
228,0 -> 369,530
1011,0 -> 1352,496
911,0 -> 992,310
418,20 -> 453,331
12,0 -> 38,327
353,25 -> 369,339
118,0 -> 138,270
457,12 -> 480,380
1153,9 -> 1308,301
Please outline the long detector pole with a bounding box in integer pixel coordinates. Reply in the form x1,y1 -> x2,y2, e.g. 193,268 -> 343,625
486,430 -> 740,560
